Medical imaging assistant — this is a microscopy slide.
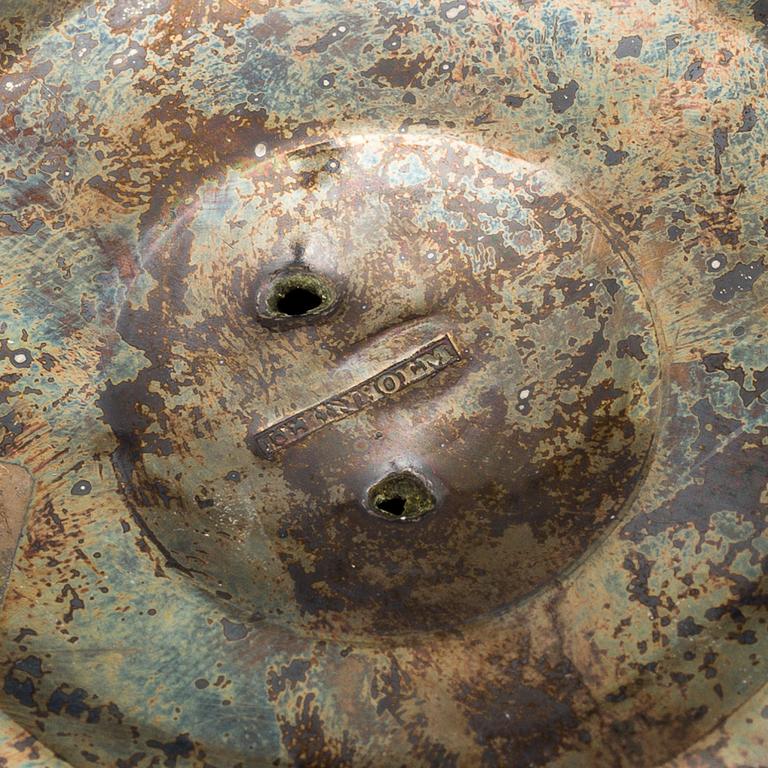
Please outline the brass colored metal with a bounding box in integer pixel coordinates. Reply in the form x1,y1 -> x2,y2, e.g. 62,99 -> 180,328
0,464 -> 32,601
0,1 -> 767,766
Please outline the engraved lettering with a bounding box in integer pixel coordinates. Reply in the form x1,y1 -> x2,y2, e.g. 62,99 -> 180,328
313,404 -> 334,423
328,396 -> 358,414
248,335 -> 462,459
254,436 -> 275,458
375,371 -> 404,395
271,429 -> 289,446
408,358 -> 428,377
350,389 -> 372,409
422,343 -> 458,369
285,418 -> 308,437
356,381 -> 383,404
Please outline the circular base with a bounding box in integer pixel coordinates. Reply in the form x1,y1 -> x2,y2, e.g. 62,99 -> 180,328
103,134 -> 661,636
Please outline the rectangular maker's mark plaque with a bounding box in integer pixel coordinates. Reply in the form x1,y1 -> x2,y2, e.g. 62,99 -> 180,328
250,335 -> 461,459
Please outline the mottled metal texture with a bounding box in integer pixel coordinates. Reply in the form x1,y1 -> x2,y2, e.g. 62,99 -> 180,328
0,0 -> 767,766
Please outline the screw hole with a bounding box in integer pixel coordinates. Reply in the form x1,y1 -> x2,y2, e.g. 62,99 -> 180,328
367,471 -> 436,521
275,286 -> 323,316
256,271 -> 339,327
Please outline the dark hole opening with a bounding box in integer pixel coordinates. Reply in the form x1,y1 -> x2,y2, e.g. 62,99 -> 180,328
376,496 -> 406,516
368,471 -> 435,521
275,287 -> 323,316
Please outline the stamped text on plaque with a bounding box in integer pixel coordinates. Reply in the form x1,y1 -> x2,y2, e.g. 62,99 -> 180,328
249,335 -> 461,459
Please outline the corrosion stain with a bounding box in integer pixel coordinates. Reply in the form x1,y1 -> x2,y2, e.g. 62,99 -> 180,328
0,0 -> 767,765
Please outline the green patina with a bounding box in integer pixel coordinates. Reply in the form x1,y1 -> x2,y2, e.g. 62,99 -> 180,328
368,472 -> 436,521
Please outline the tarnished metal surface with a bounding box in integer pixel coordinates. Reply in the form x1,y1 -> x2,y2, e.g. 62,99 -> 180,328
0,0 -> 767,765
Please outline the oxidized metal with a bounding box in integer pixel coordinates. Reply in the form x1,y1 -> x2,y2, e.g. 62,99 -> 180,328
0,0 -> 767,766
